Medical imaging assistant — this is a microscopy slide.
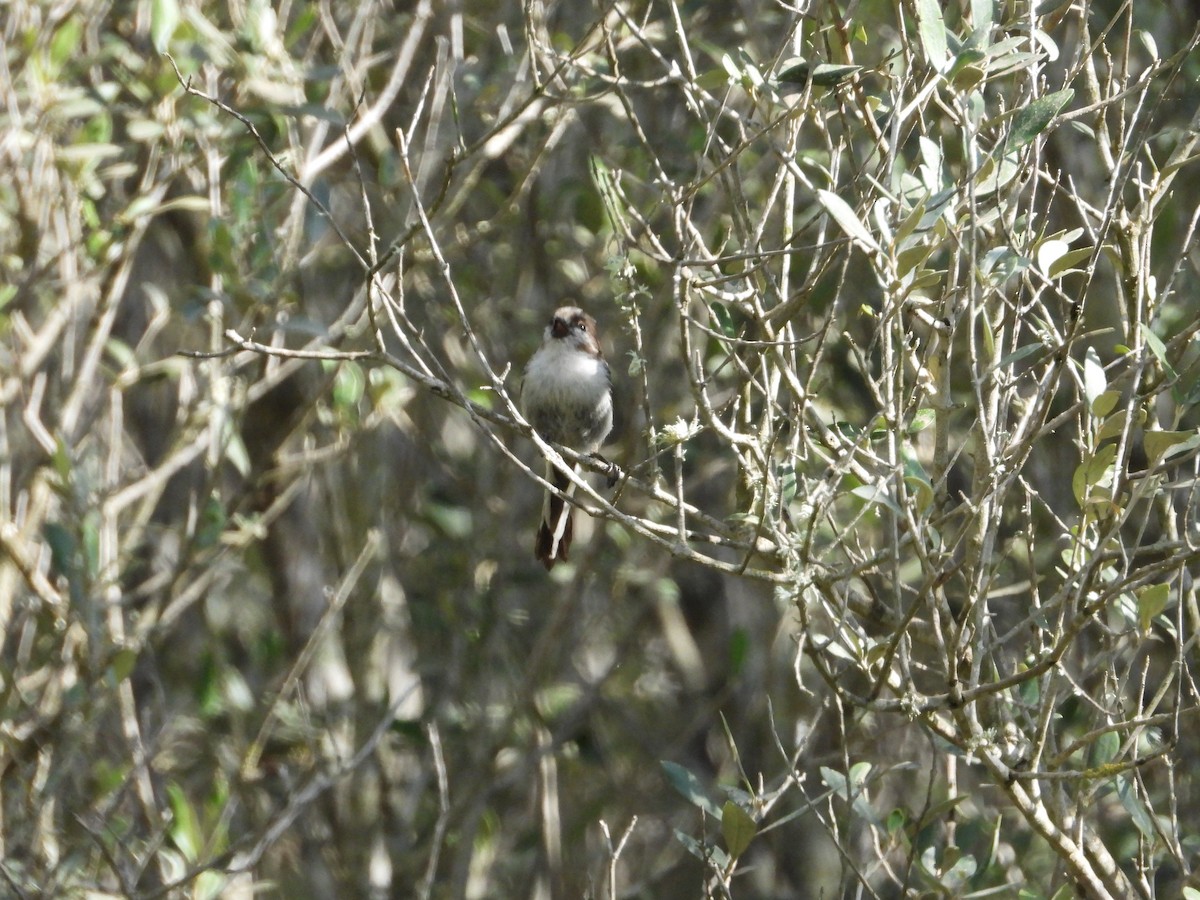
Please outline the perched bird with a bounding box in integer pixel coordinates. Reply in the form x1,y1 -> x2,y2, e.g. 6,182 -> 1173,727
521,306 -> 614,569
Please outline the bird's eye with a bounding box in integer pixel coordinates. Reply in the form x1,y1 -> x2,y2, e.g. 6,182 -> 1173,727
575,319 -> 587,331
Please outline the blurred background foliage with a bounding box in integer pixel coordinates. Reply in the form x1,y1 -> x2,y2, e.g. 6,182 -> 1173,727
2,0 -> 1200,898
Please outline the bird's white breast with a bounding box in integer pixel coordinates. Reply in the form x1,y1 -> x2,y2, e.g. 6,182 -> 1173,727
524,339 -> 609,402
522,339 -> 613,449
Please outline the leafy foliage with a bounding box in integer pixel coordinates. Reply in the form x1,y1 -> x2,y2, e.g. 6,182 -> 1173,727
2,0 -> 1200,898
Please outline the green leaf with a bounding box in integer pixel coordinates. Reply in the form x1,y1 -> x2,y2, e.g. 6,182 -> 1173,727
1072,442 -> 1117,508
1143,430 -> 1200,465
775,59 -> 860,87
896,243 -> 934,277
711,301 -> 736,337
1093,730 -> 1120,765
976,151 -> 1023,195
674,829 -> 730,868
908,408 -> 936,432
1083,347 -> 1106,407
981,245 -> 1024,281
720,52 -> 741,83
1136,583 -> 1170,632
661,761 -> 722,818
809,64 -> 861,87
1140,324 -> 1178,380
167,783 -> 201,860
914,794 -> 967,829
721,801 -> 757,859
1009,89 -> 1074,150
971,0 -> 995,34
1048,246 -> 1094,278
156,195 -> 212,214
696,68 -> 729,91
333,361 -> 365,410
1116,775 -> 1157,839
109,648 -> 139,683
151,0 -> 181,52
221,428 -> 251,478
1096,405 -> 1145,442
848,760 -> 873,787
942,852 -> 978,889
995,343 -> 1046,370
905,473 -> 934,514
1035,239 -> 1069,277
50,18 -> 84,68
1091,390 -> 1121,420
817,190 -> 879,253
43,522 -> 78,579
426,503 -> 473,539
821,766 -> 849,796
1137,30 -> 1158,61
821,764 -> 880,825
120,193 -> 165,223
951,62 -> 985,92
775,58 -> 810,84
894,197 -> 928,246
914,0 -> 949,71
850,482 -> 901,514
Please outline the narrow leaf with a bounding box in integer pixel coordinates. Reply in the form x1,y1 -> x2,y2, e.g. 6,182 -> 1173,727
661,761 -> 722,818
895,197 -> 928,245
808,63 -> 861,87
914,0 -> 949,71
1116,775 -> 1157,838
775,56 -> 861,88
971,0 -> 994,34
1083,347 -> 1106,407
908,408 -> 936,432
850,482 -> 901,514
817,190 -> 879,253
674,829 -> 731,868
1140,324 -> 1178,380
1009,89 -> 1074,150
775,57 -> 811,84
995,343 -> 1046,370
151,0 -> 181,52
711,301 -> 736,337
820,766 -> 848,797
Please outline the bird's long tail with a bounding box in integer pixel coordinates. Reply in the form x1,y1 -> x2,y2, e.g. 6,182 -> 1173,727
535,462 -> 576,569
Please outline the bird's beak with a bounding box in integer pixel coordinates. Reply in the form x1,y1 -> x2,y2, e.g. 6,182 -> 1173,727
550,316 -> 570,339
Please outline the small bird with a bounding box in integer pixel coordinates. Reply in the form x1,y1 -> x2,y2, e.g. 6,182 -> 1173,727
521,306 -> 614,569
